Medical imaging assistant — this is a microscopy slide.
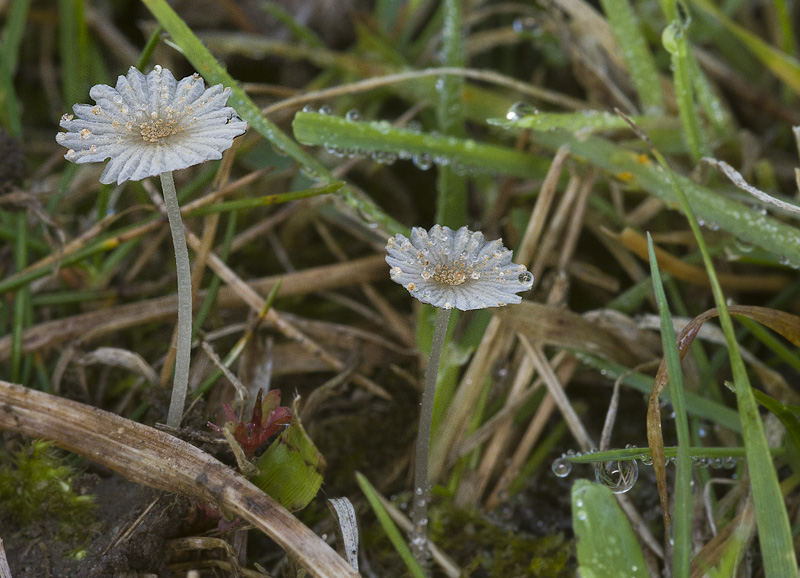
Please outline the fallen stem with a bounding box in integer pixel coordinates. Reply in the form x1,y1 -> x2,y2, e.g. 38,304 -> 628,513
0,380 -> 358,578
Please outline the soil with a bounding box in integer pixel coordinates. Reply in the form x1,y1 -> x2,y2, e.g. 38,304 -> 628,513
2,472 -> 192,578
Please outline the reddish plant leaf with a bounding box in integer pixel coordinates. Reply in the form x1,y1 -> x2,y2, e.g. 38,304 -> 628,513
208,389 -> 292,459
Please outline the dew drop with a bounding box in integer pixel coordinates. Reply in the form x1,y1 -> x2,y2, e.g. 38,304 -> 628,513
595,460 -> 638,494
318,105 -> 332,115
406,120 -> 422,133
413,153 -> 434,170
551,457 -> 572,477
302,105 -> 315,113
506,102 -> 538,121
345,109 -> 361,122
518,271 -> 533,284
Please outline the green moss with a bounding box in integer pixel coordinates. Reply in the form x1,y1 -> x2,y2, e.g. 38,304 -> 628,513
0,440 -> 95,539
432,508 -> 574,577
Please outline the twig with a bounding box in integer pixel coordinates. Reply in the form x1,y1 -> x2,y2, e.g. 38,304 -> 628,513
0,380 -> 358,578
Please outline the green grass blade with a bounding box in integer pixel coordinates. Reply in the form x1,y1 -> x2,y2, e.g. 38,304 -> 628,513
572,479 -> 649,578
691,0 -> 800,97
687,54 -> 733,138
599,0 -> 664,113
183,182 -> 343,217
137,24 -> 164,71
640,126 -> 798,575
661,19 -> 709,161
0,0 -> 31,136
435,0 -> 467,228
58,0 -> 88,107
293,112 -> 551,179
260,2 -> 325,49
491,110 -> 653,132
751,389 -> 800,457
140,0 -> 403,235
564,445 -> 779,464
648,234 -> 692,578
355,472 -> 427,578
736,316 -> 800,374
772,0 -> 798,59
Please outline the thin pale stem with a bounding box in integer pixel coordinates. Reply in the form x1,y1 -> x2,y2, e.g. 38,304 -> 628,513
161,171 -> 192,429
410,306 -> 452,573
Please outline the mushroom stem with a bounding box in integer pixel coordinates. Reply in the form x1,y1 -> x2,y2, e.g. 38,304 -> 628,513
160,170 -> 192,429
410,305 -> 452,573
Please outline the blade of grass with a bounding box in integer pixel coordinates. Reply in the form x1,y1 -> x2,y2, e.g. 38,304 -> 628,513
691,0 -> 800,97
648,233 -> 692,577
136,24 -> 165,71
736,316 -> 800,374
0,0 -> 31,137
293,112 -> 551,179
661,17 -> 709,161
355,472 -> 427,578
687,55 -> 733,138
183,182 -> 343,217
599,0 -> 664,113
435,0 -> 468,228
564,445 -> 777,464
751,389 -> 800,457
260,2 -> 325,49
572,479 -> 649,578
623,115 -> 798,575
493,110 -> 655,132
140,0 -> 403,235
58,0 -> 88,107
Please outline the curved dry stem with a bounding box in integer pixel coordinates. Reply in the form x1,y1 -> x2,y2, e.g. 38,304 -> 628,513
0,380 -> 358,578
260,67 -> 585,117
